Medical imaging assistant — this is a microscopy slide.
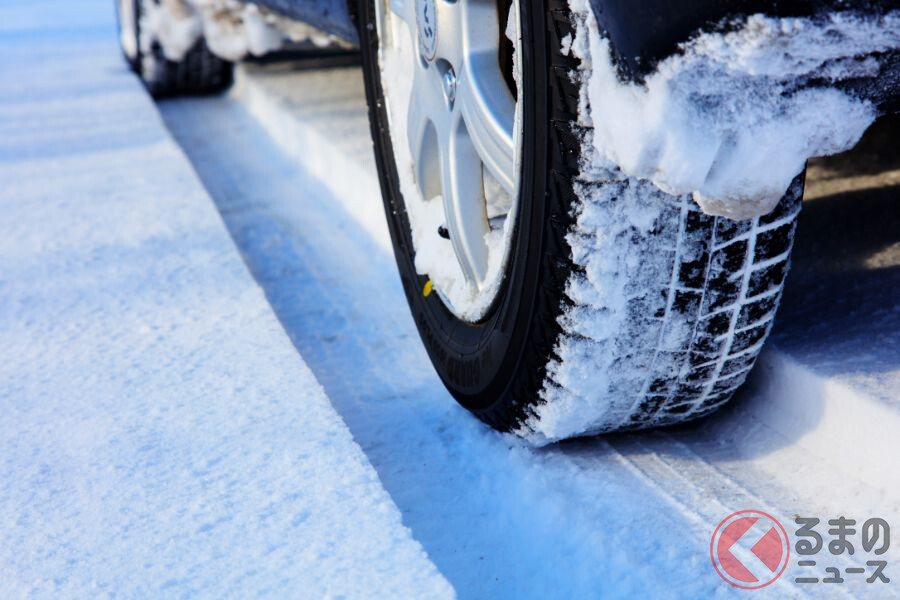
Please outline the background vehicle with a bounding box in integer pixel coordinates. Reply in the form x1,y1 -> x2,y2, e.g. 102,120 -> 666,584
115,0 -> 900,442
115,0 -> 233,96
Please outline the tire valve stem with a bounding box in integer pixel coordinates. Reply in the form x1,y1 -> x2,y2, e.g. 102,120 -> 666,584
437,225 -> 450,239
423,279 -> 434,297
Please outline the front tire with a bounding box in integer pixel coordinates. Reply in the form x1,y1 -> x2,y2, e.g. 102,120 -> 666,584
358,0 -> 801,443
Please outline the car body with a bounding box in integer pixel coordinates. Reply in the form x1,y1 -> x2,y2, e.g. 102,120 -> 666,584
252,0 -> 358,43
250,0 -> 899,111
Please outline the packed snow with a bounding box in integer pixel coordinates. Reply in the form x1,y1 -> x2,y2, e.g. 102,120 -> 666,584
193,1 -> 285,61
568,4 -> 900,218
143,0 -> 338,63
0,1 -> 452,596
143,0 -> 204,62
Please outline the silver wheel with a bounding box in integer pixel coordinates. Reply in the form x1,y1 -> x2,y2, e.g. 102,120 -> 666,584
377,0 -> 522,322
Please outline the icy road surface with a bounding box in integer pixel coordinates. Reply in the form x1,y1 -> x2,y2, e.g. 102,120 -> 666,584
159,57 -> 900,597
0,1 -> 451,597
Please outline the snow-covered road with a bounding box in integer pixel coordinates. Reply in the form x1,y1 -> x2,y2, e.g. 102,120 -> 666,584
158,59 -> 900,597
2,0 -> 898,596
0,1 -> 450,597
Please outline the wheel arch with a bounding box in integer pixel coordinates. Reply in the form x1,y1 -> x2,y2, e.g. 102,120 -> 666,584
590,0 -> 898,83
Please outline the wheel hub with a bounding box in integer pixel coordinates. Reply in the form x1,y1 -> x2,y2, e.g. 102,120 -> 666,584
378,0 -> 522,321
441,66 -> 457,109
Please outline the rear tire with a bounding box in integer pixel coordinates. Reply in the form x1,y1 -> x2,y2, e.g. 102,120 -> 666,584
114,0 -> 233,98
359,0 -> 801,443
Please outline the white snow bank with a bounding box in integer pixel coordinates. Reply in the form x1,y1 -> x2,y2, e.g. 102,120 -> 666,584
569,5 -> 900,218
232,65 -> 393,250
0,2 -> 452,596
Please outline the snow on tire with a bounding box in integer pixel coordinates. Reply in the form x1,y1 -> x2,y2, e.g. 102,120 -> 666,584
524,174 -> 802,443
359,0 -> 800,444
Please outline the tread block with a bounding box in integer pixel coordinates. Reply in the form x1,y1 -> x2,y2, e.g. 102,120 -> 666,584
715,217 -> 753,242
748,260 -> 788,297
737,294 -> 780,329
721,353 -> 757,376
754,222 -> 795,263
702,277 -> 742,313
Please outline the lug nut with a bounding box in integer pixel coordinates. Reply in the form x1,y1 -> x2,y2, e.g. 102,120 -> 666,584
442,67 -> 457,109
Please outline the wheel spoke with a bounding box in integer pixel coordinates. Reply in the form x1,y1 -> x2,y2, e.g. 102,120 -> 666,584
407,68 -> 447,200
388,0 -> 414,24
440,118 -> 490,284
457,50 -> 516,195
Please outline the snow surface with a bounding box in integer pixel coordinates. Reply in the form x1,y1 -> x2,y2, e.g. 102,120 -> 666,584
3,0 -> 896,594
0,1 -> 452,596
569,4 -> 900,218
161,59 -> 900,596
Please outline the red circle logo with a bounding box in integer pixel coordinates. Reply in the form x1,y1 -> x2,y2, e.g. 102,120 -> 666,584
710,510 -> 790,589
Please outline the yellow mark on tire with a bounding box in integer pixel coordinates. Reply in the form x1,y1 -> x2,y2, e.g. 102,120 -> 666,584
423,279 -> 433,297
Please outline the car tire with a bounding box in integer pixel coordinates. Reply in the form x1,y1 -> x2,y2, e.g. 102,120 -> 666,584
114,0 -> 233,98
357,0 -> 802,442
